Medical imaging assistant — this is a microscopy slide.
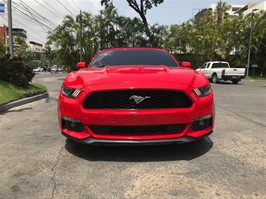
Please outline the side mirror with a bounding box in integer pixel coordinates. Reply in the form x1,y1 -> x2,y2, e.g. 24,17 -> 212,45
76,62 -> 86,68
181,61 -> 191,67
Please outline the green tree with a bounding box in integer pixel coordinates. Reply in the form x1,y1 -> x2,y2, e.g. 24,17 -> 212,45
227,13 -> 247,68
46,2 -> 266,76
47,15 -> 81,71
252,11 -> 266,76
81,12 -> 98,61
0,38 -> 7,58
149,24 -> 167,48
94,5 -> 118,49
215,1 -> 231,25
13,37 -> 34,61
116,16 -> 146,47
42,44 -> 56,67
101,0 -> 165,43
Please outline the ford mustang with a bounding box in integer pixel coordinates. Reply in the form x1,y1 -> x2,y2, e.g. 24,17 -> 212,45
58,47 -> 214,144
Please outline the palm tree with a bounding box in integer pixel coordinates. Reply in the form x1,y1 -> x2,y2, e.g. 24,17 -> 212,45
149,24 -> 167,48
215,1 -> 231,25
94,5 -> 119,49
252,11 -> 266,76
116,16 -> 146,47
79,12 -> 97,61
47,15 -> 80,71
227,13 -> 247,67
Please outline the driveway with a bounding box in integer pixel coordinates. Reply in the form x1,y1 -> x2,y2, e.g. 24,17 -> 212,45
0,74 -> 265,199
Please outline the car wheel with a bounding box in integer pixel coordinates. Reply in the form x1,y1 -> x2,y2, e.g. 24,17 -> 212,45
232,80 -> 239,84
211,74 -> 218,84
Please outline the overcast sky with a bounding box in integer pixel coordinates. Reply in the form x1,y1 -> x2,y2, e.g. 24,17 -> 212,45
0,0 -> 255,45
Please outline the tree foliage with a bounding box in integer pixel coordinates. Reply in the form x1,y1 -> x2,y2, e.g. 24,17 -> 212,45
0,39 -> 7,58
46,1 -> 266,76
0,37 -> 35,87
0,56 -> 34,87
46,5 -> 166,71
101,0 -> 164,42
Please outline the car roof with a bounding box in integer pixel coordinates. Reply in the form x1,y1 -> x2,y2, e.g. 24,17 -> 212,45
207,61 -> 228,63
99,47 -> 168,53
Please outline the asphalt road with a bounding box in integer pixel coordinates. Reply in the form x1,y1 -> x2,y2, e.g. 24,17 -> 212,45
0,73 -> 265,199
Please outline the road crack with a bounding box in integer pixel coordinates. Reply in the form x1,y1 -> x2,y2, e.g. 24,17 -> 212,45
50,146 -> 64,199
216,106 -> 266,128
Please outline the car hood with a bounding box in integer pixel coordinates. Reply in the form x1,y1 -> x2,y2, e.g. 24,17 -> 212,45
63,65 -> 206,89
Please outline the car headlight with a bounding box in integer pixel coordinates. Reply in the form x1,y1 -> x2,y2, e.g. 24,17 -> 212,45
61,86 -> 81,98
194,85 -> 211,97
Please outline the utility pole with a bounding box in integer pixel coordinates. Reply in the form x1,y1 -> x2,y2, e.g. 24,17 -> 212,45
247,9 -> 258,77
7,0 -> 13,58
79,10 -> 82,62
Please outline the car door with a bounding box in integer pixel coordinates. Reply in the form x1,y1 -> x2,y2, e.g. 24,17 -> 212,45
199,63 -> 211,78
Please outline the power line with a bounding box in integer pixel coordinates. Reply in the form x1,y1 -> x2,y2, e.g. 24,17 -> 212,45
43,0 -> 66,18
1,1 -> 51,43
64,0 -> 79,13
19,0 -> 57,28
70,0 -> 81,11
12,6 -> 53,30
2,0 -> 54,30
56,0 -> 74,16
13,22 -> 44,43
13,1 -> 55,29
2,0 -> 86,45
2,10 -> 49,44
33,0 -> 63,19
19,2 -> 50,32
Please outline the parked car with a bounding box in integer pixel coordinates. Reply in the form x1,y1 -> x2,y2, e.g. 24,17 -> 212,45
33,67 -> 43,72
41,66 -> 48,72
196,61 -> 246,84
51,65 -> 63,73
58,47 -> 214,145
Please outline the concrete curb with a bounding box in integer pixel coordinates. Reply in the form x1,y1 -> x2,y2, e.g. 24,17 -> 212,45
0,92 -> 49,113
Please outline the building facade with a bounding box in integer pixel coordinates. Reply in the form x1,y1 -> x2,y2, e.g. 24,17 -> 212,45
195,0 -> 266,18
0,25 -> 7,44
236,1 -> 266,15
0,25 -> 43,59
29,41 -> 43,60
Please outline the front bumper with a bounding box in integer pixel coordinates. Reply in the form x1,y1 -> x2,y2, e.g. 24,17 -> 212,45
58,83 -> 215,144
222,75 -> 246,81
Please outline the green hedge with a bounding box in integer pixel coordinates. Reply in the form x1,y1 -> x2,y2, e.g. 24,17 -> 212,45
0,56 -> 35,87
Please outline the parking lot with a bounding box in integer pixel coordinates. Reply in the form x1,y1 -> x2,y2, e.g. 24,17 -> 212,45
0,73 -> 265,199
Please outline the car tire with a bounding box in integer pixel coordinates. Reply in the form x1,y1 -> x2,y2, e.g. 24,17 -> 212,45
66,138 -> 79,145
232,80 -> 239,84
211,73 -> 218,84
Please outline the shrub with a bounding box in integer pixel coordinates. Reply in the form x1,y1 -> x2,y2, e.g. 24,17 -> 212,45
0,56 -> 35,87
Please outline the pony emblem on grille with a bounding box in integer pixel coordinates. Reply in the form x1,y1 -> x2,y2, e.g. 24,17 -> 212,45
129,95 -> 151,104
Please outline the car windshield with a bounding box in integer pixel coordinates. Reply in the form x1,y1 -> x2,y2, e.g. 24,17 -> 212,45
90,49 -> 179,68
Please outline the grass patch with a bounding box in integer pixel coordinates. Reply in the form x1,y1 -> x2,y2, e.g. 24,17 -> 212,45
0,80 -> 47,105
245,76 -> 266,80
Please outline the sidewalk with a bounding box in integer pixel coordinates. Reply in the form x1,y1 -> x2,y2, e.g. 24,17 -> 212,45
0,92 -> 49,112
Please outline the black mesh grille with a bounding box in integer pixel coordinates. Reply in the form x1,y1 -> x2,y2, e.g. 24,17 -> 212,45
89,124 -> 186,136
83,89 -> 192,109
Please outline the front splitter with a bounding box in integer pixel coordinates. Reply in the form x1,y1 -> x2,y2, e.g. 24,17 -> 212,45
62,131 -> 213,145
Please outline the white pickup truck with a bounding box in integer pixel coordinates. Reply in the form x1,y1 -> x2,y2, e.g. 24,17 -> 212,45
196,61 -> 246,84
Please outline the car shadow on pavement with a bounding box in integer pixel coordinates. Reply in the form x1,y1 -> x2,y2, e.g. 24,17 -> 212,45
0,107 -> 33,114
212,81 -> 243,85
64,137 -> 213,162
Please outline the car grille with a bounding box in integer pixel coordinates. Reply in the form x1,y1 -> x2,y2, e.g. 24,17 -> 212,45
83,89 -> 192,109
89,124 -> 186,136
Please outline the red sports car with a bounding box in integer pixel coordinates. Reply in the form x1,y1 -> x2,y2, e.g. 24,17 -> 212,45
58,48 -> 214,144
